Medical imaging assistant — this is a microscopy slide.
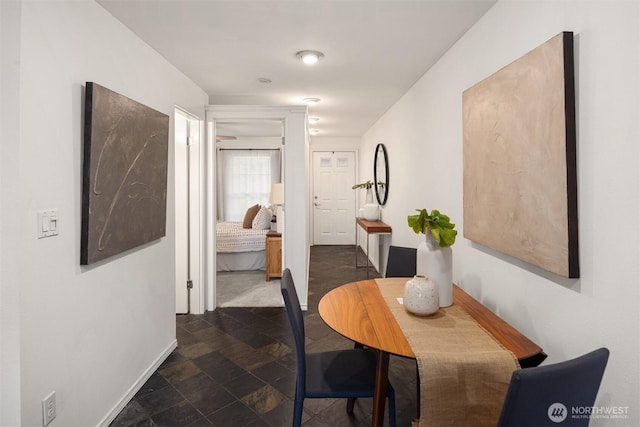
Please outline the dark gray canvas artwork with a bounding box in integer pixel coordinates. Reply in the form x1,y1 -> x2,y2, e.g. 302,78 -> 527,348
81,82 -> 169,265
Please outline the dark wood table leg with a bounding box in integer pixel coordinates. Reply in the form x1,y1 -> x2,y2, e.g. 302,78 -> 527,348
372,350 -> 390,427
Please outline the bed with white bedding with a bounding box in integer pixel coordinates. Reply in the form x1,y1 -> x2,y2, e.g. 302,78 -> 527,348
216,221 -> 269,271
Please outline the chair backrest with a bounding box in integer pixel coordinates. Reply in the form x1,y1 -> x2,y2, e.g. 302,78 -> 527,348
386,246 -> 417,277
281,268 -> 306,392
497,347 -> 609,427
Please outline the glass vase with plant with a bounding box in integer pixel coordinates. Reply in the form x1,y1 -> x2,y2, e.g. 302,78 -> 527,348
352,180 -> 375,205
351,180 -> 373,190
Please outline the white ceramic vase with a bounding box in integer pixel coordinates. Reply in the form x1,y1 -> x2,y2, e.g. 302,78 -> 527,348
404,275 -> 439,316
416,231 -> 453,307
363,203 -> 379,221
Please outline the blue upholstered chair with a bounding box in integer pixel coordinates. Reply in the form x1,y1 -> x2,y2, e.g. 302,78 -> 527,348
383,245 -> 419,418
497,347 -> 609,427
281,268 -> 396,427
385,245 -> 417,278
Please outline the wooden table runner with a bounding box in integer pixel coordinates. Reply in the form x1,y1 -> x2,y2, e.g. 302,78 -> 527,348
376,279 -> 519,427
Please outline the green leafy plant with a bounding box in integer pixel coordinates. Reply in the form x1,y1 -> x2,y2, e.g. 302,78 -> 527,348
352,180 -> 373,190
407,209 -> 457,248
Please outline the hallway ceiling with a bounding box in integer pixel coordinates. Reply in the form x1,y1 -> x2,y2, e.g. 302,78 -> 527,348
98,0 -> 495,138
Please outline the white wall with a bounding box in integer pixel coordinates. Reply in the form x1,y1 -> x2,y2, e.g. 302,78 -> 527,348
309,136 -> 361,150
361,1 -> 639,424
1,1 -> 23,425
283,109 -> 311,309
3,1 -> 208,425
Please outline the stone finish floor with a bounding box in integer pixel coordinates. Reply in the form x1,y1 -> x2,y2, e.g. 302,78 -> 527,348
110,245 -> 417,426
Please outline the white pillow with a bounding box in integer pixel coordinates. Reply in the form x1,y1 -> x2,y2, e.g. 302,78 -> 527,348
252,206 -> 272,230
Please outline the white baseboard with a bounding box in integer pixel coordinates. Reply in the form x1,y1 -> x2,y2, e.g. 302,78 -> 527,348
97,339 -> 178,427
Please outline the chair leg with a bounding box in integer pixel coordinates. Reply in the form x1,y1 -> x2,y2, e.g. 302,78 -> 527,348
388,387 -> 397,427
346,397 -> 356,414
415,361 -> 420,420
293,398 -> 303,427
348,342 -> 363,412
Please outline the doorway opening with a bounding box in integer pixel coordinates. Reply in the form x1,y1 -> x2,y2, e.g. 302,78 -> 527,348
205,105 -> 309,311
213,119 -> 285,308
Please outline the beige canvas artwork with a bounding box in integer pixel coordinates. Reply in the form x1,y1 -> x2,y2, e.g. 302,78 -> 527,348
462,32 -> 578,278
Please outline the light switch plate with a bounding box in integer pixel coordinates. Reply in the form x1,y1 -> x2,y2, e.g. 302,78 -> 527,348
38,209 -> 59,238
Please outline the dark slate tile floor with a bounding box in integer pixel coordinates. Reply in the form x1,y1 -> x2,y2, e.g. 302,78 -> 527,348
110,246 -> 418,427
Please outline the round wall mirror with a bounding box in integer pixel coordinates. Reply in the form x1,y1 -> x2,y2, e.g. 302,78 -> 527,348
374,143 -> 389,205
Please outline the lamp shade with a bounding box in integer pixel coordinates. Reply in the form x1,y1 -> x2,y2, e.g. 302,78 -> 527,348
269,183 -> 283,205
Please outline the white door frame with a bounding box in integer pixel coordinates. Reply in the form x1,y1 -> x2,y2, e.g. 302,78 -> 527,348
175,107 -> 204,314
204,105 -> 309,311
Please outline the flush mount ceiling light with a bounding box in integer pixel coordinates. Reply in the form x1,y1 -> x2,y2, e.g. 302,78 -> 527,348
308,117 -> 320,124
309,129 -> 320,135
303,97 -> 320,105
296,50 -> 324,65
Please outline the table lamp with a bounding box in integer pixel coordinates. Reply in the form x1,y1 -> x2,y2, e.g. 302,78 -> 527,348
269,183 -> 284,233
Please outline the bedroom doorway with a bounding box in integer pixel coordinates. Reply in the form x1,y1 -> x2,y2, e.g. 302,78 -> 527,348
214,119 -> 285,308
205,105 -> 309,312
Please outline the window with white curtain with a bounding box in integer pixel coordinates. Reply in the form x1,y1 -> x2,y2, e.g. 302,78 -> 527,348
217,149 -> 281,221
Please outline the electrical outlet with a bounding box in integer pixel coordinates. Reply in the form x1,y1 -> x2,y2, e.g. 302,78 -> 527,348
42,391 -> 56,426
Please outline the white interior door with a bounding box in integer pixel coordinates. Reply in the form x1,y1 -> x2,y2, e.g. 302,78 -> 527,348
175,109 -> 200,314
313,151 -> 356,245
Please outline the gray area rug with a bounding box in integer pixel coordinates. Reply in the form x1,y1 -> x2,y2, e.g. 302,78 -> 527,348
216,271 -> 283,307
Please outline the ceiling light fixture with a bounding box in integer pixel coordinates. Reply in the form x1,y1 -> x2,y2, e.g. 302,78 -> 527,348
308,117 -> 320,124
296,50 -> 325,65
303,97 -> 320,105
309,129 -> 320,135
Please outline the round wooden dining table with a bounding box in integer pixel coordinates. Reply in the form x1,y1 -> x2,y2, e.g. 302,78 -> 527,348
318,278 -> 546,427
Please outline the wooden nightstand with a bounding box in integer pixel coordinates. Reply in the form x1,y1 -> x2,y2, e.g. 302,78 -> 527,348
265,231 -> 282,281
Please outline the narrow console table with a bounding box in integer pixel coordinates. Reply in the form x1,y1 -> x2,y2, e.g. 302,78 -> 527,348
355,217 -> 392,278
